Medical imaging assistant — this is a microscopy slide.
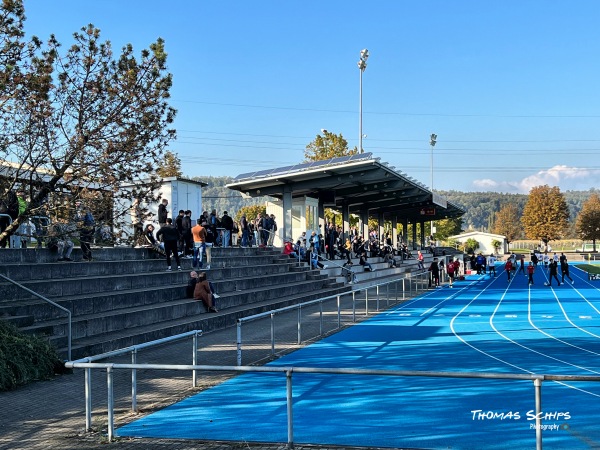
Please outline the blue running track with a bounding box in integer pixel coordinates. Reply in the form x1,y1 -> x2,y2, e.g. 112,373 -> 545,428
117,262 -> 600,449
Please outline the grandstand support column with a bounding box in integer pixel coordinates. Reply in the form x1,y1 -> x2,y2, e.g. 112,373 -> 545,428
360,209 -> 369,238
282,186 -> 293,244
318,201 -> 325,232
342,202 -> 350,241
378,212 -> 385,242
420,220 -> 426,250
412,221 -> 418,250
391,216 -> 398,248
402,218 -> 408,245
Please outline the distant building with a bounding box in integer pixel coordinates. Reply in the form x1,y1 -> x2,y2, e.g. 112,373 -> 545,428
449,231 -> 507,255
115,177 -> 207,244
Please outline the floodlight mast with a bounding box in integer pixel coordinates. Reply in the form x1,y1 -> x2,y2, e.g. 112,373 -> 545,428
357,49 -> 369,154
430,133 -> 437,240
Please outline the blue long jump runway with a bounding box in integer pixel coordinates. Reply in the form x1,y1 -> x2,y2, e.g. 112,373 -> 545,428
117,262 -> 600,449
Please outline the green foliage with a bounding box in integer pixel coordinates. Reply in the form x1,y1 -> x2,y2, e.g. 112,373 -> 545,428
304,130 -> 357,162
433,218 -> 462,240
0,320 -> 62,391
235,204 -> 266,222
491,239 -> 502,254
521,185 -> 570,243
462,238 -> 479,254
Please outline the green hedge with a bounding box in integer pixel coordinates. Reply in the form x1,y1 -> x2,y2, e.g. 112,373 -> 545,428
0,320 -> 63,391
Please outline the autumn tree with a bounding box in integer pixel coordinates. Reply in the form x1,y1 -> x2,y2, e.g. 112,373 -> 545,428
576,193 -> 600,252
433,218 -> 462,241
492,204 -> 523,249
156,150 -> 182,178
521,185 -> 569,244
235,204 -> 266,223
304,130 -> 357,162
0,0 -> 176,244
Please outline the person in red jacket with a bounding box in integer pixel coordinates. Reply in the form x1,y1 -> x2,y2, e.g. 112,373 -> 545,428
527,262 -> 535,285
283,238 -> 298,258
505,259 -> 513,281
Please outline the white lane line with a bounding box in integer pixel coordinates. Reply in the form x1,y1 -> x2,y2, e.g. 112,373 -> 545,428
450,272 -> 600,398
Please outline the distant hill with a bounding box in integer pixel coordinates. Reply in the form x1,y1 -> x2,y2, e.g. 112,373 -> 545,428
193,176 -> 597,233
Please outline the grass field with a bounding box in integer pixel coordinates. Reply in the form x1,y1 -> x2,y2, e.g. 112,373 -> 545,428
577,263 -> 600,274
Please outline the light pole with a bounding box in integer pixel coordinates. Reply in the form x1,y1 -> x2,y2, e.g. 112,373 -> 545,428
357,49 -> 369,153
429,133 -> 437,243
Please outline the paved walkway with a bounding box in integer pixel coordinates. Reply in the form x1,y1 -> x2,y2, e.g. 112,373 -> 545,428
0,289 -> 409,450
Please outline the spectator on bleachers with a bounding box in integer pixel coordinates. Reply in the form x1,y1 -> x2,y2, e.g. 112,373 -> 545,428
417,250 -> 425,269
191,219 -> 206,270
182,210 -> 193,257
283,237 -> 298,258
156,218 -> 181,271
359,251 -> 373,272
240,215 -> 249,247
139,223 -> 165,256
220,211 -> 234,248
47,219 -> 75,262
193,272 -> 218,312
310,251 -> 327,270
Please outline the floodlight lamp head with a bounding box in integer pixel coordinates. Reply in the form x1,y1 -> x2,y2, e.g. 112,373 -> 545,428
360,49 -> 369,60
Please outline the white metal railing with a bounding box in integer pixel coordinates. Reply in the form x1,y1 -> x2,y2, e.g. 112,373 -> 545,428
0,273 -> 72,361
63,359 -> 600,450
235,270 -> 432,366
67,330 -> 202,431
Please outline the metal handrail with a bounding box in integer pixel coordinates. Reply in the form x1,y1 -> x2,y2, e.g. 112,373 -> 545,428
64,360 -> 600,449
0,273 -> 71,361
236,270 -> 434,365
67,330 -> 202,432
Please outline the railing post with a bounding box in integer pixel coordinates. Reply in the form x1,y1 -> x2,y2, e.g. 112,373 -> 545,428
297,305 -> 302,345
271,313 -> 275,357
236,320 -> 242,366
386,283 -> 390,307
365,288 -> 369,316
85,367 -> 92,431
192,332 -> 198,387
376,285 -> 380,311
286,369 -> 294,449
352,291 -> 356,322
319,301 -> 323,336
402,278 -> 405,301
107,365 -> 115,441
131,348 -> 138,413
336,295 -> 341,329
534,378 -> 543,450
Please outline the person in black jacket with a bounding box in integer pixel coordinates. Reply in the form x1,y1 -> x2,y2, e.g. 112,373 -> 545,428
157,199 -> 169,227
220,211 -> 234,248
156,218 -> 181,271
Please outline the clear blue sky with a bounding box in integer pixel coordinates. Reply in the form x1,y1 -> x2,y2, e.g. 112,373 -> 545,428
22,1 -> 600,193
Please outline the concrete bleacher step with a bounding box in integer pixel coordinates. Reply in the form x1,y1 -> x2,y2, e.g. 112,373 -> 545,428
0,246 -> 353,360
53,283 -> 351,359
16,278 -> 343,339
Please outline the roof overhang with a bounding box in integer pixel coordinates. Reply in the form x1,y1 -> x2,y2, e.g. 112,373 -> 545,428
227,153 -> 464,223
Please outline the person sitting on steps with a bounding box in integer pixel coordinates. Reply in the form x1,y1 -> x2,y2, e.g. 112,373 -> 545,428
193,272 -> 218,312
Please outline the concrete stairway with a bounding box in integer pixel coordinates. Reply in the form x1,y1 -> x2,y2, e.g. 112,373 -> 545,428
0,246 -> 350,359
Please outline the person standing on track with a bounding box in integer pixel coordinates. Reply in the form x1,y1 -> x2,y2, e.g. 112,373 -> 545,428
547,259 -> 561,286
527,262 -> 535,285
560,253 -> 574,284
504,258 -> 513,281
